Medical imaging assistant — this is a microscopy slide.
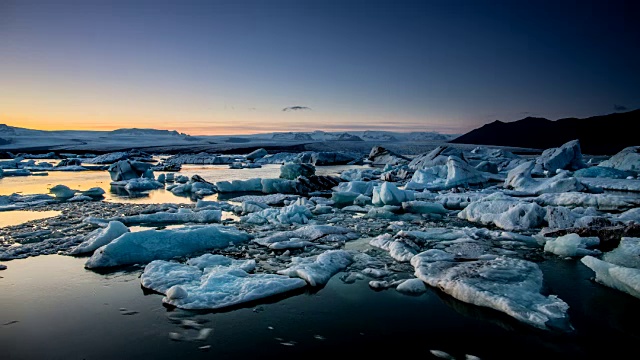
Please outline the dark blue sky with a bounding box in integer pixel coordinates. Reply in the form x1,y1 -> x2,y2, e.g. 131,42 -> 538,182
1,0 -> 638,134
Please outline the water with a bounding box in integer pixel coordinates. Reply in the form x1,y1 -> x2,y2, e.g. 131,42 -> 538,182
3,163 -> 640,359
1,255 -> 640,359
0,210 -> 61,228
0,164 -> 363,204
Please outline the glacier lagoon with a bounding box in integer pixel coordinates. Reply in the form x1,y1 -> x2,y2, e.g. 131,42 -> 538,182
2,144 -> 640,359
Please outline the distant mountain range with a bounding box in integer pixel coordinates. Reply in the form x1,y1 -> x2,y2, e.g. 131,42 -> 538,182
269,130 -> 456,142
450,109 -> 640,155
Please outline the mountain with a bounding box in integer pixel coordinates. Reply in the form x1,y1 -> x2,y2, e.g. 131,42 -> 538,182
110,128 -> 188,137
449,109 -> 640,155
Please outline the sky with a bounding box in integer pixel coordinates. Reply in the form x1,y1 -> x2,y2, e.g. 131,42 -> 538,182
1,0 -> 639,135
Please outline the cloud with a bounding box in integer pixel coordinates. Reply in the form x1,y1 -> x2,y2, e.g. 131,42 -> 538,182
614,104 -> 628,111
282,106 -> 312,112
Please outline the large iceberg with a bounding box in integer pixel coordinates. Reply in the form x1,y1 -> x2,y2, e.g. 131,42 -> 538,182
140,254 -> 306,309
85,225 -> 252,268
535,139 -> 587,173
411,251 -> 571,330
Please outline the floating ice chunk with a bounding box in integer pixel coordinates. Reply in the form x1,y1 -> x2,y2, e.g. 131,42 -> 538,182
246,148 -> 268,160
280,163 -> 315,180
269,239 -> 315,250
278,250 -> 353,286
545,206 -> 578,229
81,187 -> 105,197
401,201 -> 447,214
444,156 -> 488,188
362,267 -> 392,278
396,278 -> 427,294
535,139 -> 587,173
241,201 -> 269,214
195,200 -> 234,211
141,256 -> 305,309
369,234 -> 417,262
411,253 -> 571,330
577,177 -> 640,193
404,166 -> 448,190
339,168 -> 382,182
49,184 -> 76,198
408,146 -> 463,169
333,181 -> 376,196
215,178 -> 263,193
108,160 -> 154,181
69,221 -> 129,255
598,146 -> 640,172
241,203 -> 312,225
535,192 -> 640,211
254,225 -> 356,246
602,237 -> 640,269
429,350 -> 455,360
372,182 -> 415,206
85,225 -> 251,268
505,161 -> 586,194
368,146 -> 408,166
574,166 -> 635,179
331,191 -> 360,206
228,194 -> 299,206
581,256 -> 640,299
87,209 -> 222,226
458,194 -> 546,231
543,234 -> 600,257
123,178 -> 164,193
432,193 -> 480,210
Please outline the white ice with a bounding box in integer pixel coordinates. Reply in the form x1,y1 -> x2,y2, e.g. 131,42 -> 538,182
85,225 -> 252,268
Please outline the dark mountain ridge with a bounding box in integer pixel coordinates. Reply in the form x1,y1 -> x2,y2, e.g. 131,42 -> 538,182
450,109 -> 640,155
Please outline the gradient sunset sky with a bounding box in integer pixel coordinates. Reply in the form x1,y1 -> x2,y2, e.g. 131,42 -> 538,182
1,0 -> 638,135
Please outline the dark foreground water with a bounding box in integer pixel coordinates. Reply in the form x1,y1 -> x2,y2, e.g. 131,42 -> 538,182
1,254 -> 640,360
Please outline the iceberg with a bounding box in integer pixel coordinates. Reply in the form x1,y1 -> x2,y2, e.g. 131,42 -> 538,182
69,221 -> 130,255
581,256 -> 640,300
278,250 -> 353,286
85,225 -> 252,268
412,251 -> 571,330
141,255 -> 306,309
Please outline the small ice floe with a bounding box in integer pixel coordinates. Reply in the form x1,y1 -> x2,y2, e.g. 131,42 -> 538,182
581,255 -> 640,299
85,209 -> 222,227
313,335 -> 326,340
85,225 -> 252,268
541,233 -> 600,257
277,250 -> 353,286
603,237 -> 640,269
253,225 -> 357,247
598,146 -> 640,172
140,254 -> 306,310
395,278 -> 427,294
69,221 -> 129,255
411,250 -> 572,331
241,202 -> 313,226
430,349 -> 455,360
535,192 -> 640,211
458,193 -> 546,231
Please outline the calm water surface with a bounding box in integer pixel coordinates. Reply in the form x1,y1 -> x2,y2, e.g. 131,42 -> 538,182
2,164 -> 640,359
